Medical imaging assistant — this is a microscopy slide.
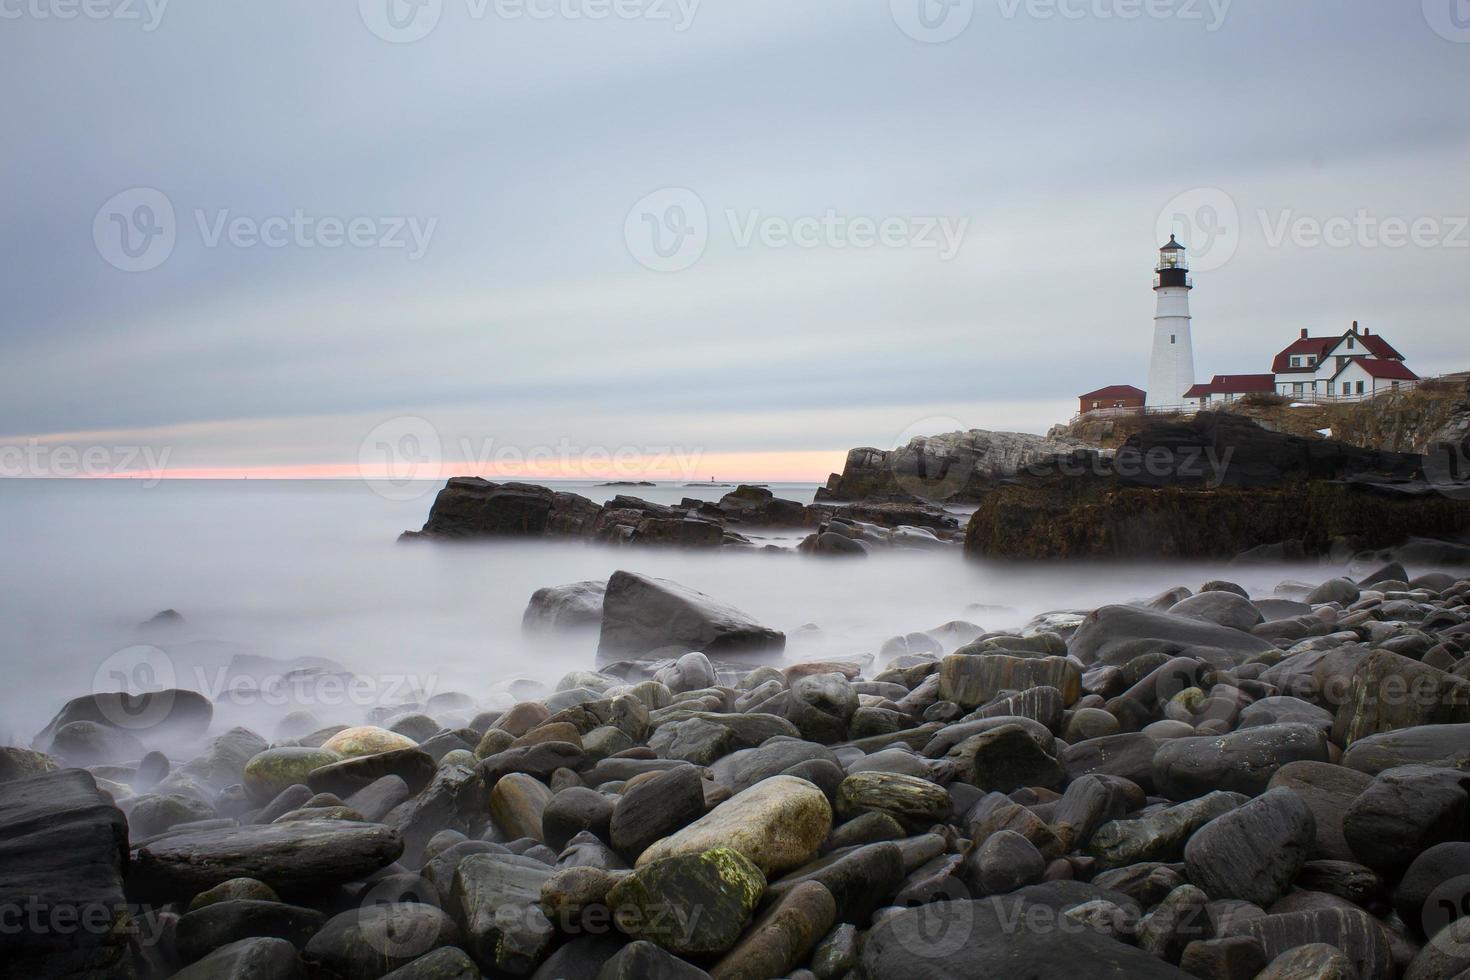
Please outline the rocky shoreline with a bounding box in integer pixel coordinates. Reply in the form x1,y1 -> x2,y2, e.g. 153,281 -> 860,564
8,556 -> 1470,978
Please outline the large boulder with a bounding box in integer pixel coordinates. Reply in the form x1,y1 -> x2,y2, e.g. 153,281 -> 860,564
607,847 -> 766,956
302,903 -> 461,980
410,478 -> 601,539
1070,605 -> 1276,669
1341,723 -> 1470,774
597,571 -> 785,661
937,654 -> 1081,709
635,775 -> 831,876
1184,787 -> 1316,907
131,820 -> 402,897
33,689 -> 214,750
0,770 -> 132,978
1153,724 -> 1329,800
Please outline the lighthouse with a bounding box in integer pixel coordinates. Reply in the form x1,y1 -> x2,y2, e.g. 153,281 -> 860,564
1147,234 -> 1196,406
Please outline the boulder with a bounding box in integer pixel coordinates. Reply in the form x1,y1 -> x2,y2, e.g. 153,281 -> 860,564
242,747 -> 343,804
0,770 -> 132,977
835,771 -> 951,828
607,847 -> 766,955
1184,787 -> 1316,907
1153,724 -> 1329,800
131,820 -> 402,897
1169,591 -> 1265,632
609,764 -> 708,862
597,571 -> 785,661
174,899 -> 323,964
168,937 -> 305,979
411,478 -> 601,539
1243,907 -> 1392,980
937,654 -> 1081,709
1087,791 -> 1246,869
1341,723 -> 1470,774
302,903 -> 461,980
709,879 -> 835,980
33,689 -> 213,749
320,727 -> 419,758
943,723 -> 1064,792
453,852 -> 555,974
1342,765 -> 1470,876
636,775 -> 831,876
523,580 -> 607,634
1070,605 -> 1276,669
764,842 -> 905,924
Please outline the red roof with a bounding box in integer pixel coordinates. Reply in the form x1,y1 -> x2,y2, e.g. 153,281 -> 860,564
1271,336 -> 1337,373
1274,328 -> 1406,373
1184,374 -> 1277,398
1336,358 -> 1418,381
1079,385 -> 1146,400
1325,331 -> 1404,361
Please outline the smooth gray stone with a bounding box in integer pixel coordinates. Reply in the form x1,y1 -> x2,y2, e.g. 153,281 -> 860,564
1184,787 -> 1316,908
1153,724 -> 1329,800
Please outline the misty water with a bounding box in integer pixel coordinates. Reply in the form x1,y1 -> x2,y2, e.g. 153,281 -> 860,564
1,478 -> 1347,745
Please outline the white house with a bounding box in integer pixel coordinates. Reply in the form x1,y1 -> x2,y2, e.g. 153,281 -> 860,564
1270,321 -> 1417,398
1183,373 -> 1276,411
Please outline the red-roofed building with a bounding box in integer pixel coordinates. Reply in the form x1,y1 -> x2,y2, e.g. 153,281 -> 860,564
1271,321 -> 1415,398
1183,374 -> 1276,409
1078,385 -> 1146,415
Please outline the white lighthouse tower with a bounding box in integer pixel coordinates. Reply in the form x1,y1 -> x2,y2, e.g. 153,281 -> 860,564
1147,234 -> 1196,406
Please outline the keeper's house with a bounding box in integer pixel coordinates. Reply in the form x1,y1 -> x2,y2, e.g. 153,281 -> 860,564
1270,321 -> 1418,399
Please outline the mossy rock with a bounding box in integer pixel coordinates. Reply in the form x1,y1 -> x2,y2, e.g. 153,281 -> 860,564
243,747 -> 343,803
319,726 -> 417,758
607,847 -> 765,955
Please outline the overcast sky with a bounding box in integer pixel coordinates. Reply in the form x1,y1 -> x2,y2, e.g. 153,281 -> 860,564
2,0 -> 1467,481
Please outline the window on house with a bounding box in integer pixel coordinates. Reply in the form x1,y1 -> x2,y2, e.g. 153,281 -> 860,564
1391,381 -> 1400,390
1348,337 -> 1355,350
1170,335 -> 1176,345
1293,383 -> 1304,396
1326,381 -> 1334,395
1356,381 -> 1365,395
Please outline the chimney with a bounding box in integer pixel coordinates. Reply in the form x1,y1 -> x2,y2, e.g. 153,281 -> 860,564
1352,320 -> 1359,333
1300,328 -> 1308,339
1364,327 -> 1371,335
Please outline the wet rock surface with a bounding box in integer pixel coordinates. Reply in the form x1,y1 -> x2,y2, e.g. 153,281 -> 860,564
8,553 -> 1470,977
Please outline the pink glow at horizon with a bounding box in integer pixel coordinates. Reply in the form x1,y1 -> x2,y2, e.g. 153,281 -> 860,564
87,450 -> 850,484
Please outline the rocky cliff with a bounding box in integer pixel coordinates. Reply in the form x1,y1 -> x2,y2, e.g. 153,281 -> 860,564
817,429 -> 1094,503
964,414 -> 1470,561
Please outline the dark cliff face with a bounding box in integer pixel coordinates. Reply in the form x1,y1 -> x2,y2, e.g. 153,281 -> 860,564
963,415 -> 1470,561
